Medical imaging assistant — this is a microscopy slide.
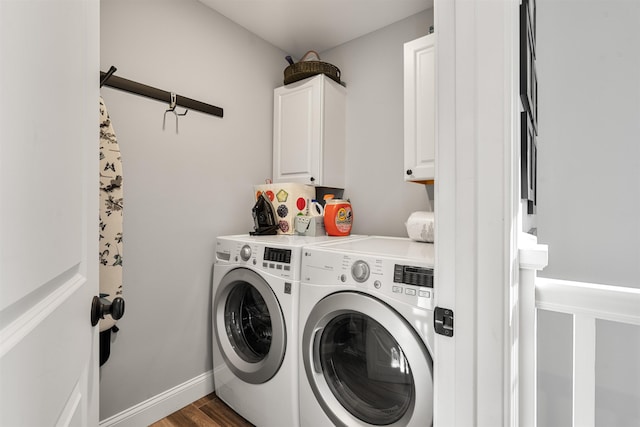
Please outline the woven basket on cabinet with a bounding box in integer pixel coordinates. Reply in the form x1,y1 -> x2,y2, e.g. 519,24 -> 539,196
283,61 -> 341,85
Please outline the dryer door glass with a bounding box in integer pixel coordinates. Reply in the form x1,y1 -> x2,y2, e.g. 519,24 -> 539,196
319,313 -> 414,424
225,282 -> 272,362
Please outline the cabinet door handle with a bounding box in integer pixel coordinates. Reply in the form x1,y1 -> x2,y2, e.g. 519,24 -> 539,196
406,169 -> 413,176
310,176 -> 315,182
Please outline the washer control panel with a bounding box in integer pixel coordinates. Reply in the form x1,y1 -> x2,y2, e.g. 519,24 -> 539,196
393,264 -> 434,288
302,249 -> 434,309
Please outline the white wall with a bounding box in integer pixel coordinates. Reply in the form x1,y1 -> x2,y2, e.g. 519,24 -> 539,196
321,10 -> 434,237
99,0 -> 285,420
536,1 -> 640,426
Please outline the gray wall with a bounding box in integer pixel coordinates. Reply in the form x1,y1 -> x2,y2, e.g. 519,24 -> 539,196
99,0 -> 285,419
321,10 -> 434,237
99,0 -> 433,420
536,1 -> 640,426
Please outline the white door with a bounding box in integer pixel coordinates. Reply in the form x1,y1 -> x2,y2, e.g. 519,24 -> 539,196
0,0 -> 100,425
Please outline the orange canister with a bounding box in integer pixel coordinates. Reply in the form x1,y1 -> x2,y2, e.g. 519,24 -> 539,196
324,199 -> 353,236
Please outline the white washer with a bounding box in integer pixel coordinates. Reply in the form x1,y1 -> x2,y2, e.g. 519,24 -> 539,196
299,236 -> 435,427
212,234 -> 365,427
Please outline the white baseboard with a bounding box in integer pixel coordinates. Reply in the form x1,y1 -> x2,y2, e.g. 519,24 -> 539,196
99,370 -> 215,427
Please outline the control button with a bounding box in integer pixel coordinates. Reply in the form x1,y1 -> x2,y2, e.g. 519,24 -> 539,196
340,274 -> 347,283
405,288 -> 417,296
284,265 -> 290,271
276,264 -> 283,270
253,259 -> 257,265
419,290 -> 431,298
240,245 -> 252,261
373,280 -> 382,289
392,286 -> 403,294
263,262 -> 268,268
269,263 -> 275,269
351,260 -> 370,283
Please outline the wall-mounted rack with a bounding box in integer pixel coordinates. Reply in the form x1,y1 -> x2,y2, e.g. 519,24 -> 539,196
99,66 -> 223,118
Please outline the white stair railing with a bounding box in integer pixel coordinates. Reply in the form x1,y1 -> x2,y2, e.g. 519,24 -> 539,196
519,234 -> 640,427
535,278 -> 640,427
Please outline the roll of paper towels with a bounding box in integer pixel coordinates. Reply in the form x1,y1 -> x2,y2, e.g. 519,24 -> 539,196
405,211 -> 435,243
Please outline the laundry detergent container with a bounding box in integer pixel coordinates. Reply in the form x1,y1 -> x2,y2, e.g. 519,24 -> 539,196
323,199 -> 352,236
254,183 -> 316,234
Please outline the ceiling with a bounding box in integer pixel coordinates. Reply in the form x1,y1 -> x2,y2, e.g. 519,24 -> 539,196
198,0 -> 433,59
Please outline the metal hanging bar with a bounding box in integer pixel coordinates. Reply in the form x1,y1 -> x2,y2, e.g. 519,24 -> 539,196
99,68 -> 223,118
100,66 -> 118,88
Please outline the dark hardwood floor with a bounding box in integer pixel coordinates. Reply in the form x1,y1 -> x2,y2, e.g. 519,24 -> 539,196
149,393 -> 254,427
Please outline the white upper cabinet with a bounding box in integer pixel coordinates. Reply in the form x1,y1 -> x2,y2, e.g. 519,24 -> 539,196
273,74 -> 346,188
404,33 -> 436,183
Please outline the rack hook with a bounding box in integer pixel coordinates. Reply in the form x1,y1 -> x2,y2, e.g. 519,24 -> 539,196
163,92 -> 189,134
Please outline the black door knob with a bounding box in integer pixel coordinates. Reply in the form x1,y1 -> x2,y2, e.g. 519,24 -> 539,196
310,177 -> 316,182
91,295 -> 125,327
406,169 -> 413,175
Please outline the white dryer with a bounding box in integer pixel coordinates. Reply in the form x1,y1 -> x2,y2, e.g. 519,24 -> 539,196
212,234 -> 365,427
299,236 -> 435,427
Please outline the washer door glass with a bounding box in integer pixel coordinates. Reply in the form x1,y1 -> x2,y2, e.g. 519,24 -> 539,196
225,282 -> 272,363
303,292 -> 433,427
215,268 -> 286,384
320,313 -> 413,425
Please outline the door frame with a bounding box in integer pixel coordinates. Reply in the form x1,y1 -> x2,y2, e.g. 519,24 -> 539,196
433,1 -> 520,426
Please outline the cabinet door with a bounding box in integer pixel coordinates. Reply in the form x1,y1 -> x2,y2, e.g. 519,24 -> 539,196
273,78 -> 321,184
404,34 -> 436,182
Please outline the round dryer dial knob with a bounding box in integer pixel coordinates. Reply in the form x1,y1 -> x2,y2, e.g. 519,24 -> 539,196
351,260 -> 370,283
240,245 -> 252,261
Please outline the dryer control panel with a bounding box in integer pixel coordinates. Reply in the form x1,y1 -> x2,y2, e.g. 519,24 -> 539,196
216,239 -> 299,280
264,247 -> 292,264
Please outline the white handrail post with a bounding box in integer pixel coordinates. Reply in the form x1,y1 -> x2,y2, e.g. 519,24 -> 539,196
518,233 -> 548,427
572,314 -> 596,427
519,266 -> 537,427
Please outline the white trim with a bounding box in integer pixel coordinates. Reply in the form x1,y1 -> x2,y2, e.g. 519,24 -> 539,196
519,233 -> 549,271
56,381 -> 82,427
99,370 -> 215,427
0,273 -> 86,358
536,278 -> 640,326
